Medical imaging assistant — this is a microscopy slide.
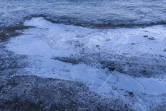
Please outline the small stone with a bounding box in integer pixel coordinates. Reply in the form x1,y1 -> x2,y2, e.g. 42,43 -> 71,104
143,35 -> 148,38
109,66 -> 115,71
148,37 -> 155,40
131,43 -> 136,45
128,92 -> 134,97
96,45 -> 100,47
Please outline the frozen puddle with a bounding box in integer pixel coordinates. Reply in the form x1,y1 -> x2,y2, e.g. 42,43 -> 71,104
6,17 -> 166,110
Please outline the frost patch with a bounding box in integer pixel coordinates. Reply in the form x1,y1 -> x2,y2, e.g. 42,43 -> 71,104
5,17 -> 166,110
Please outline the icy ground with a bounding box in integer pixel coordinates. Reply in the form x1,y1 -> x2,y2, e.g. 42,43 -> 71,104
1,0 -> 166,28
5,17 -> 166,111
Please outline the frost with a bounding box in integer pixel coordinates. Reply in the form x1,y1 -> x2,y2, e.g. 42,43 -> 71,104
0,0 -> 166,27
5,17 -> 166,110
